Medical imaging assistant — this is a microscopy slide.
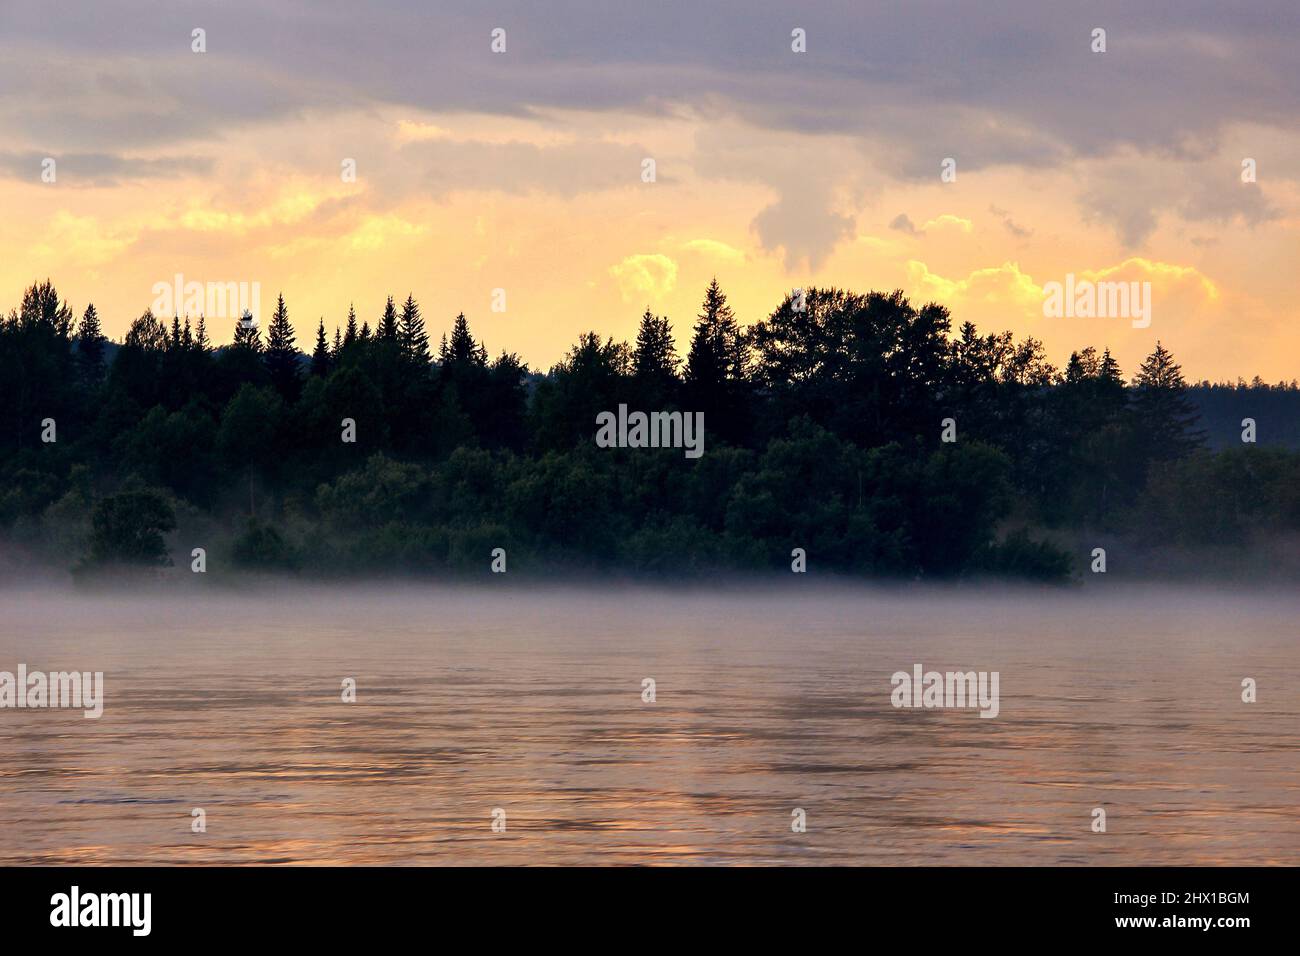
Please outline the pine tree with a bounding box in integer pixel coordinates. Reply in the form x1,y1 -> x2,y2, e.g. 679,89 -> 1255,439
264,293 -> 301,400
76,303 -> 106,383
331,326 -> 342,358
1132,341 -> 1203,459
359,321 -> 372,343
399,293 -> 430,365
310,318 -> 331,377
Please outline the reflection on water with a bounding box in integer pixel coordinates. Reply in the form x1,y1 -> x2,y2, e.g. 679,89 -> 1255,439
0,583 -> 1295,865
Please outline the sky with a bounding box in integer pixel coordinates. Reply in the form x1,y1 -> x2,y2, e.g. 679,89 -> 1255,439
1,1 -> 1297,381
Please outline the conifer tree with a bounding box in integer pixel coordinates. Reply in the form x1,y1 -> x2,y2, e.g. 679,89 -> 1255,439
195,314 -> 211,352
442,312 -> 486,367
264,293 -> 301,400
399,293 -> 430,365
76,302 -> 106,383
633,307 -> 679,381
378,296 -> 399,341
310,318 -> 331,377
685,278 -> 746,391
343,304 -> 358,347
1132,342 -> 1203,459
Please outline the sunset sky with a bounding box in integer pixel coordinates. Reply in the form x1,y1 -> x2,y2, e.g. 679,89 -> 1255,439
1,1 -> 1297,381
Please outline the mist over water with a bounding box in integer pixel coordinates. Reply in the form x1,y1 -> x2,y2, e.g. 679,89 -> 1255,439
0,583 -> 1295,865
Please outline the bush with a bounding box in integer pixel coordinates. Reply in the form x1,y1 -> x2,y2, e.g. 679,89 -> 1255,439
231,518 -> 297,570
84,489 -> 176,567
976,529 -> 1073,582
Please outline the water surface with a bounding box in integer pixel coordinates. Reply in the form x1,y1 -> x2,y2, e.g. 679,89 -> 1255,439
0,584 -> 1295,865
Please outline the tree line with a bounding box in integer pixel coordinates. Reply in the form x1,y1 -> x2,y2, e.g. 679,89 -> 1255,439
2,277 -> 1297,580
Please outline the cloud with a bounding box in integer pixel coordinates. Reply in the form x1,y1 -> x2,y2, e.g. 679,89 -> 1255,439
345,214 -> 429,252
31,212 -> 137,266
907,260 -> 1044,311
989,205 -> 1032,238
888,212 -> 974,237
394,121 -> 452,144
1080,257 -> 1219,302
921,214 -> 972,233
4,1 -> 1296,252
3,1 -> 1297,176
1078,156 -> 1281,247
750,182 -> 855,271
397,136 -> 647,199
0,151 -> 211,186
889,213 -> 919,235
681,238 -> 746,263
609,253 -> 678,301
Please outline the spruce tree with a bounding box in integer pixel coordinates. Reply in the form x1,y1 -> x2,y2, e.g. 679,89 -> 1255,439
1132,341 -> 1203,459
633,308 -> 679,406
194,314 -> 211,352
310,318 -> 331,377
634,308 -> 678,378
378,296 -> 399,341
343,304 -> 358,347
399,293 -> 430,366
76,303 -> 106,383
444,313 -> 485,367
264,293 -> 301,400
685,278 -> 745,391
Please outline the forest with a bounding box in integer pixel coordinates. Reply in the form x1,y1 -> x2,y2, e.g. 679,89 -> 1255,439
1,278 -> 1298,582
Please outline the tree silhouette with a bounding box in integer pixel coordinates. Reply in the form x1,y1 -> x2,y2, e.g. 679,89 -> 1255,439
1133,341 -> 1204,461
399,293 -> 430,366
264,293 -> 301,402
76,303 -> 106,384
310,318 -> 331,378
378,296 -> 399,342
0,277 -> 1292,581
